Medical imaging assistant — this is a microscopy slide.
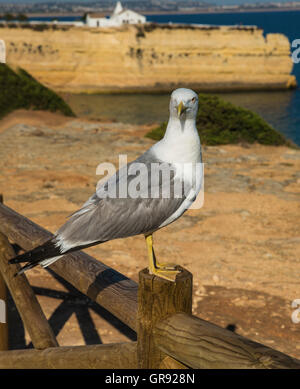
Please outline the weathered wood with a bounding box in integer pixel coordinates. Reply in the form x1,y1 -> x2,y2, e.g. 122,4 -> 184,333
154,312 -> 300,369
0,341 -> 137,369
0,203 -> 138,331
0,266 -> 8,351
0,233 -> 58,350
0,194 -> 8,351
137,267 -> 192,369
159,356 -> 188,369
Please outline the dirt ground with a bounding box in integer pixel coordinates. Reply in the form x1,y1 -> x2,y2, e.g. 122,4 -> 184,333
0,110 -> 299,359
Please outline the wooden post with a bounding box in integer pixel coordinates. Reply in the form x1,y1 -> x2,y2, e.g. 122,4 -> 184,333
137,266 -> 192,369
0,194 -> 8,351
0,233 -> 58,350
0,267 -> 8,351
159,356 -> 188,369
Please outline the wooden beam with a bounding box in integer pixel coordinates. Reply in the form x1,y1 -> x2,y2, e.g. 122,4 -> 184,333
0,194 -> 8,351
0,341 -> 137,369
137,267 -> 192,369
159,356 -> 188,369
0,265 -> 8,351
154,312 -> 300,369
0,233 -> 58,350
0,203 -> 138,331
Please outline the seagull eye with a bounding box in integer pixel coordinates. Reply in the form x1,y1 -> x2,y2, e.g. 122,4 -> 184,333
191,97 -> 196,103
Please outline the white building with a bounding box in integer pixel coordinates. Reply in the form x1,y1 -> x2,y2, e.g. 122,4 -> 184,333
86,1 -> 146,28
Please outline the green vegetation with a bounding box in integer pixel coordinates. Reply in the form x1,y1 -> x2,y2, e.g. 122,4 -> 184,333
16,13 -> 28,22
0,64 -> 75,119
0,13 -> 28,21
2,13 -> 15,22
146,93 -> 292,146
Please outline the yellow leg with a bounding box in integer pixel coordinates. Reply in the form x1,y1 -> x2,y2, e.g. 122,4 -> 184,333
152,249 -> 177,270
145,234 -> 180,282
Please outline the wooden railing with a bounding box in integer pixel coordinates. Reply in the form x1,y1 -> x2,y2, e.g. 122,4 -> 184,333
0,200 -> 299,369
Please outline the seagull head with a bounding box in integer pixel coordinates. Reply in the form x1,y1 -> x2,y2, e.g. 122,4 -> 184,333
169,88 -> 199,121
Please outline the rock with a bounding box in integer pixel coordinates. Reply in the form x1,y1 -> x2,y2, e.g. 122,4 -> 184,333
2,25 -> 295,92
212,274 -> 220,284
240,210 -> 251,217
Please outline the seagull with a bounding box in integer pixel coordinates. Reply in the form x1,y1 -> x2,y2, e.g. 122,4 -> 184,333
9,88 -> 202,282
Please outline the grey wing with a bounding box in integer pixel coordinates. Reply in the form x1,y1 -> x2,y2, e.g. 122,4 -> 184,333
55,150 -> 190,253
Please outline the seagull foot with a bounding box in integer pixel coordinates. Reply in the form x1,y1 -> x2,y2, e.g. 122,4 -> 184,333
155,262 -> 177,270
149,267 -> 181,282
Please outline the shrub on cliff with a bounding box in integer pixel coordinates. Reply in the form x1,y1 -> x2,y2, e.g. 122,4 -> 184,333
0,64 -> 75,119
146,93 -> 291,146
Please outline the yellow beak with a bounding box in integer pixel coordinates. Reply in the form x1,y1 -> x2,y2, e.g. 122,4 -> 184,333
177,101 -> 186,118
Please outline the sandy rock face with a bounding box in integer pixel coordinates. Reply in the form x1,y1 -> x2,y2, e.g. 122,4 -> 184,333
3,25 -> 296,92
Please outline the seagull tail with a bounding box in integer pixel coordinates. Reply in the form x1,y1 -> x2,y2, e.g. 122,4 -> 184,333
9,237 -> 105,276
9,239 -> 62,276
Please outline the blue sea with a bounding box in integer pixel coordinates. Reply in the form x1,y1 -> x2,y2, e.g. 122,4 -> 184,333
30,11 -> 300,145
148,10 -> 300,145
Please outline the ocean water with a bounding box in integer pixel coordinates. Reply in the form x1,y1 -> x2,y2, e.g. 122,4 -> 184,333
31,11 -> 300,145
148,10 -> 300,145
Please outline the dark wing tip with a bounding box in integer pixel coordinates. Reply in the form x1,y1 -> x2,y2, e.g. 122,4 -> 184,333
9,257 -> 21,264
9,252 -> 31,264
14,262 -> 39,276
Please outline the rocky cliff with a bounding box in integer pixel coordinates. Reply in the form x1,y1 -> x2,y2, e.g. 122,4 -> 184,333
2,24 -> 296,92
